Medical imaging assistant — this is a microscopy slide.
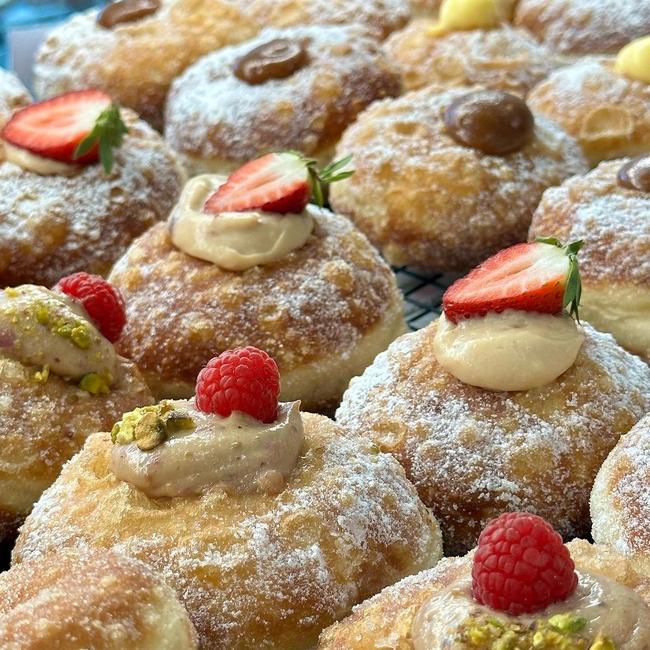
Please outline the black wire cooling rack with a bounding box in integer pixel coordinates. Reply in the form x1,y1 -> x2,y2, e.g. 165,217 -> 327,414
393,267 -> 459,331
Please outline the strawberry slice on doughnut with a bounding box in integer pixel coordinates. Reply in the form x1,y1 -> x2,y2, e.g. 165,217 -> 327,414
443,238 -> 583,323
203,151 -> 353,214
1,89 -> 128,173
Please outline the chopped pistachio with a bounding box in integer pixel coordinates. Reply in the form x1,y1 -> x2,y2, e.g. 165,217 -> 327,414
162,409 -> 195,433
111,402 -> 195,448
31,300 -> 92,349
589,635 -> 616,650
549,615 -> 587,635
4,288 -> 18,298
33,365 -> 50,383
134,411 -> 166,451
79,372 -> 111,395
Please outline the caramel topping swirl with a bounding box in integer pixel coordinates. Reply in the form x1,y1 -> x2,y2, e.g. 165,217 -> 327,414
618,156 -> 650,193
97,0 -> 160,29
444,90 -> 535,155
233,39 -> 308,85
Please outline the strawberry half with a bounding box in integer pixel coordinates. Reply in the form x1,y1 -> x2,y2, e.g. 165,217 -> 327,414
443,238 -> 583,323
1,90 -> 128,173
204,152 -> 353,214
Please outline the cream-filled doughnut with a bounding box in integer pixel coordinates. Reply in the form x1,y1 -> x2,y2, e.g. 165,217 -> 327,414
164,25 -> 401,176
0,548 -> 198,649
530,158 -> 650,361
33,0 -> 258,129
13,354 -> 443,649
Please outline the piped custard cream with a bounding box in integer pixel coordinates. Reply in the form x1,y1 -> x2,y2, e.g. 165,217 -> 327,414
4,143 -> 79,176
111,400 -> 304,498
434,310 -> 584,391
169,175 -> 314,271
0,285 -> 118,385
429,0 -> 516,35
616,36 -> 650,85
412,571 -> 650,649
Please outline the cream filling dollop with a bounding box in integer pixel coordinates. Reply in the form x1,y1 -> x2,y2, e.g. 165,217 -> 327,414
429,0 -> 516,35
111,400 -> 304,498
412,571 -> 650,649
169,175 -> 314,272
616,35 -> 650,84
433,310 -> 584,391
0,285 -> 118,382
4,143 -> 80,176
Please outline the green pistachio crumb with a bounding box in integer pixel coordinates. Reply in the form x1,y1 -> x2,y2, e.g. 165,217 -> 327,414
4,288 -> 18,298
162,410 -> 195,433
33,365 -> 50,383
79,373 -> 111,395
549,615 -> 588,635
134,411 -> 166,451
32,300 -> 92,349
589,635 -> 616,650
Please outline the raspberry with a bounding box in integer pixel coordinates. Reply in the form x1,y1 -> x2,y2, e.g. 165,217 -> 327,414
54,272 -> 126,343
471,512 -> 578,616
195,347 -> 280,423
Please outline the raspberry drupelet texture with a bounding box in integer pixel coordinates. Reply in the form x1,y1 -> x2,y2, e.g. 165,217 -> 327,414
195,347 -> 280,423
54,272 -> 126,343
472,512 -> 578,616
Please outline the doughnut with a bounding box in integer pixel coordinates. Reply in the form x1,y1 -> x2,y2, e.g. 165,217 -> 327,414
529,158 -> 650,362
384,23 -> 564,95
527,57 -> 650,167
33,0 -> 258,129
0,283 -> 153,540
329,87 -> 587,271
318,539 -> 650,649
0,548 -> 198,649
0,108 -> 183,288
236,0 -> 410,40
591,414 -> 650,578
0,70 -> 30,158
409,0 -> 441,16
164,25 -> 401,176
514,0 -> 650,55
13,404 -> 443,649
336,320 -> 650,555
109,175 -> 406,411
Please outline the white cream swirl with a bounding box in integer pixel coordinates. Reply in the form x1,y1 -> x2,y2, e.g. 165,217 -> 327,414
412,571 -> 650,649
433,310 -> 584,391
4,143 -> 80,176
111,400 -> 305,498
169,175 -> 314,271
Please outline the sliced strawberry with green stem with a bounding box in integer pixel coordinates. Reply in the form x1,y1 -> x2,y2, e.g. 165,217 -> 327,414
1,89 -> 128,173
443,238 -> 583,323
203,151 -> 353,214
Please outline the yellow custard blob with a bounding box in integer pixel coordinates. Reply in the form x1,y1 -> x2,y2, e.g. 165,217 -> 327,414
429,0 -> 516,35
616,36 -> 650,84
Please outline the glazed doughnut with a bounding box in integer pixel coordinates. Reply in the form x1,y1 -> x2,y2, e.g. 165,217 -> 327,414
384,23 -> 564,95
514,0 -> 650,55
0,70 -> 30,156
336,321 -> 650,555
318,539 -> 650,649
529,158 -> 650,362
33,0 -> 258,129
0,283 -> 153,540
0,109 -> 183,288
164,24 -> 401,176
13,411 -> 443,649
329,86 -> 587,271
0,548 -> 198,649
527,58 -> 650,167
237,0 -> 410,40
592,414 -> 650,578
109,204 -> 405,411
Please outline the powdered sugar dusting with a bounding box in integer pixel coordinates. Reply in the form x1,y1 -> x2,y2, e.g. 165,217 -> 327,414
14,413 -> 442,648
337,322 -> 650,555
0,69 -> 30,131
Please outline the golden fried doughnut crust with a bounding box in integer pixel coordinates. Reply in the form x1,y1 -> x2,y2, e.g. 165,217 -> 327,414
33,0 -> 257,129
514,0 -> 650,55
336,321 -> 650,556
592,415 -> 650,578
0,548 -> 198,650
329,85 -> 587,272
239,0 -> 410,40
317,539 -> 650,649
109,209 -> 404,411
529,159 -> 650,360
528,58 -> 650,167
0,354 -> 152,537
0,70 -> 30,156
409,0 -> 441,17
13,413 -> 443,649
164,25 -> 401,175
0,111 -> 183,288
385,23 -> 565,95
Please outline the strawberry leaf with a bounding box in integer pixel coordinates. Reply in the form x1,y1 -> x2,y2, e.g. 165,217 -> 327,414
306,154 -> 354,207
74,103 -> 128,174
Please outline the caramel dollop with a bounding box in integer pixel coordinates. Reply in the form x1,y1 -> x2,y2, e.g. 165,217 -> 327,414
618,156 -> 650,192
444,90 -> 535,155
97,0 -> 160,29
233,39 -> 308,85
